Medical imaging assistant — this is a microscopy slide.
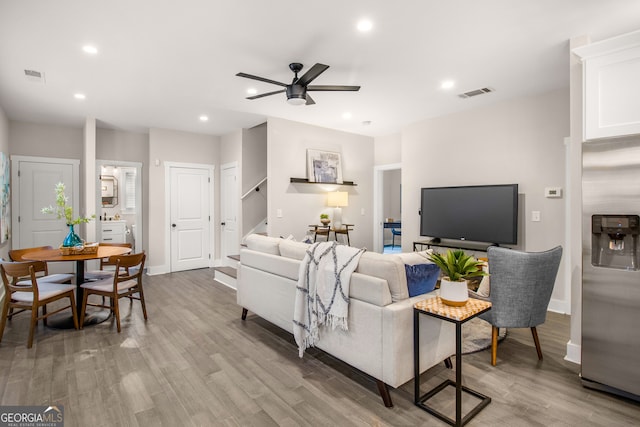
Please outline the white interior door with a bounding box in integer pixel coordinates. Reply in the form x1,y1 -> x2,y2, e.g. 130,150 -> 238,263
12,157 -> 79,273
169,166 -> 211,272
221,163 -> 238,264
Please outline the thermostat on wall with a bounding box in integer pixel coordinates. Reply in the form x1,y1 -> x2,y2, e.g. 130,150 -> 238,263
545,187 -> 563,198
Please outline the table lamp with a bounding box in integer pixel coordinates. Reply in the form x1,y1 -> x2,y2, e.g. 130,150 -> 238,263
327,191 -> 348,229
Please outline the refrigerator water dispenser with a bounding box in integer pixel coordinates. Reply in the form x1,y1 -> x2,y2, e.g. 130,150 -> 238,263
592,214 -> 640,270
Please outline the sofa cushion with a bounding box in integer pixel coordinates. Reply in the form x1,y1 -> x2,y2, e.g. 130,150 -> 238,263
356,252 -> 408,302
244,234 -> 281,255
279,239 -> 309,260
396,250 -> 433,265
405,263 -> 440,297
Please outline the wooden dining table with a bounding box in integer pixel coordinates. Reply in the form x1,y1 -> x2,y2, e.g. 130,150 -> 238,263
22,245 -> 132,328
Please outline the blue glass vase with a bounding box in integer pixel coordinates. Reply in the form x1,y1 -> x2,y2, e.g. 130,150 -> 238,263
62,224 -> 82,247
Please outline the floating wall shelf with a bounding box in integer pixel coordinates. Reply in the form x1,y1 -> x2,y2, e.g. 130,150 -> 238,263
290,177 -> 357,186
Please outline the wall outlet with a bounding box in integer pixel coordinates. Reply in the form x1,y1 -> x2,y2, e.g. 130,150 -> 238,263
361,208 -> 365,216
532,211 -> 541,222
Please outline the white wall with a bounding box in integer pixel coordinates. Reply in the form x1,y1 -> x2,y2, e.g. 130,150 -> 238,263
147,128 -> 220,273
374,133 -> 401,165
402,88 -> 570,308
267,117 -> 375,248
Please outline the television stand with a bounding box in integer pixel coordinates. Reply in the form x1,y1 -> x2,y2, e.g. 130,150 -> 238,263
413,240 -> 495,252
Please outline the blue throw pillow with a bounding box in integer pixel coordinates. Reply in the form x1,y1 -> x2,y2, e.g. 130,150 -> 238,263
405,263 -> 440,297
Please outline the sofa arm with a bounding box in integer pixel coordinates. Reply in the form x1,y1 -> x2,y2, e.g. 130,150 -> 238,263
381,293 -> 455,388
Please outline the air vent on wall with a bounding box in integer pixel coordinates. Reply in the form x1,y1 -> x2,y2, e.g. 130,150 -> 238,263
24,69 -> 46,83
458,87 -> 494,99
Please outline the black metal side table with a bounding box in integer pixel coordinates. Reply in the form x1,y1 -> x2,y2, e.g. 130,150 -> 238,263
414,297 -> 492,426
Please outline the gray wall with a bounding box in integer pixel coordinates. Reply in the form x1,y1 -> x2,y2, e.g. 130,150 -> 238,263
0,106 -> 8,265
10,121 -> 83,159
402,88 -> 569,308
147,128 -> 220,273
96,128 -> 149,253
242,123 -> 267,235
267,117 -> 375,248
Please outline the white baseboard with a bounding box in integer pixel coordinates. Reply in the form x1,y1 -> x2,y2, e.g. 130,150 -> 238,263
548,298 -> 571,314
565,340 -> 581,365
146,264 -> 169,276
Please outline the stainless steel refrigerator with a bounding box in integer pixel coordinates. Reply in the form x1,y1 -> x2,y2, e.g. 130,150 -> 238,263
582,138 -> 640,400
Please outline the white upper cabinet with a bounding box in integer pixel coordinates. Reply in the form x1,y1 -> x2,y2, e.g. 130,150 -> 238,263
574,30 -> 640,140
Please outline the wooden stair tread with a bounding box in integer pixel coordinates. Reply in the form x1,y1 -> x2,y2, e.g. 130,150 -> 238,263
214,266 -> 237,279
228,254 -> 240,261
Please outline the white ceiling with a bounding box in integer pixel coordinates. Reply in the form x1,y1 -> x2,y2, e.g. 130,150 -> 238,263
1,1 -> 639,138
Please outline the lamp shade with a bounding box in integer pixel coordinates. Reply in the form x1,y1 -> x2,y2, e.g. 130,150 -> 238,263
327,191 -> 348,207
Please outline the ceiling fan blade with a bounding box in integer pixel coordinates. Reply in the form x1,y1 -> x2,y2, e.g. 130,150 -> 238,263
296,63 -> 329,86
236,72 -> 287,87
305,94 -> 316,105
246,89 -> 286,100
307,85 -> 361,92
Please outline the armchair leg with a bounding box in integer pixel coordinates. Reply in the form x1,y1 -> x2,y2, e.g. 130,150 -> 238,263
241,308 -> 248,320
376,380 -> 393,407
491,326 -> 499,366
531,327 -> 543,360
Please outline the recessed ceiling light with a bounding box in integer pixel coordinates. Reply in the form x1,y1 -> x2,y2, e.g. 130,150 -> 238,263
74,93 -> 86,100
357,19 -> 373,32
247,88 -> 257,95
199,115 -> 209,122
82,45 -> 98,55
441,80 -> 455,90
342,112 -> 352,120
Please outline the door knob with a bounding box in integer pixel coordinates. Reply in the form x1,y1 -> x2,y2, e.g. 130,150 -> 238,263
221,222 -> 226,226
171,223 -> 176,228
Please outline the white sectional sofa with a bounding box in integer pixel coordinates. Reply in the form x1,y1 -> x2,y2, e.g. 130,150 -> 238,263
236,234 -> 455,407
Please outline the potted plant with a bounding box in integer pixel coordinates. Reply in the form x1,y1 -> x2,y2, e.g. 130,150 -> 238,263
320,213 -> 331,226
427,249 -> 487,306
42,182 -> 95,247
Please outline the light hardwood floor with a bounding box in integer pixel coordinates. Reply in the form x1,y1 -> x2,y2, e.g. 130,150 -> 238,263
0,268 -> 639,426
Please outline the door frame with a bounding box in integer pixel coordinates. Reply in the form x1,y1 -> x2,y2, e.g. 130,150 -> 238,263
96,159 -> 143,252
373,163 -> 402,253
11,155 -> 80,250
219,161 -> 239,266
164,161 -> 215,272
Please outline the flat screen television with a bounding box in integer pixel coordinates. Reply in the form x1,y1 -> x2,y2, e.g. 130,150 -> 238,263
420,184 -> 518,245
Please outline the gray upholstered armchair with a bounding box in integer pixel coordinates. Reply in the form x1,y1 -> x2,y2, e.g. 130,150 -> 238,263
479,245 -> 563,366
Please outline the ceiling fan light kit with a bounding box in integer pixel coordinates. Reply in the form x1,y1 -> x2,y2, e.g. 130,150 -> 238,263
237,62 -> 360,106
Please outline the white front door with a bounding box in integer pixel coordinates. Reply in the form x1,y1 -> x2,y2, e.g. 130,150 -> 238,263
220,163 -> 238,264
169,166 -> 211,272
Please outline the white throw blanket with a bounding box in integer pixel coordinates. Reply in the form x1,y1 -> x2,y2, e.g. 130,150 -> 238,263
293,241 -> 365,357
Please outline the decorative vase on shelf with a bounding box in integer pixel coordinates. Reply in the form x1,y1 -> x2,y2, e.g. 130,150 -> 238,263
62,224 -> 83,247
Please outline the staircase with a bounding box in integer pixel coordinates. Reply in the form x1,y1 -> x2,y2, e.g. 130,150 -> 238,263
213,254 -> 240,289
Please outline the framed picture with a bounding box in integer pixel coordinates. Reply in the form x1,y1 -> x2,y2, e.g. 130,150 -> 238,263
0,152 -> 9,243
306,149 -> 343,184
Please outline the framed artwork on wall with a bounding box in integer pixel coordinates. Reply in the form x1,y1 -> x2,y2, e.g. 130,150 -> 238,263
0,152 -> 10,243
306,149 -> 343,184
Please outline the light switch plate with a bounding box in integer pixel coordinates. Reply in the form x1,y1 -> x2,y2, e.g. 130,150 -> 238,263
532,211 -> 541,222
276,209 -> 283,218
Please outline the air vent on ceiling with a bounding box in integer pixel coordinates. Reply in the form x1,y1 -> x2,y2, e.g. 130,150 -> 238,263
24,69 -> 46,83
458,87 -> 494,99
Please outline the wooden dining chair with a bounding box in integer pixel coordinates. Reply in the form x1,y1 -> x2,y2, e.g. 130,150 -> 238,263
79,252 -> 147,332
0,261 -> 79,348
83,242 -> 133,281
9,246 -> 74,284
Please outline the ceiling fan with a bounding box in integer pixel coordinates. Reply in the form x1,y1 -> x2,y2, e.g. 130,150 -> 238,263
236,63 -> 360,106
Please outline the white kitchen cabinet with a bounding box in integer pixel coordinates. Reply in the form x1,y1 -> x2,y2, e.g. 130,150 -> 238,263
100,220 -> 126,243
574,30 -> 640,140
